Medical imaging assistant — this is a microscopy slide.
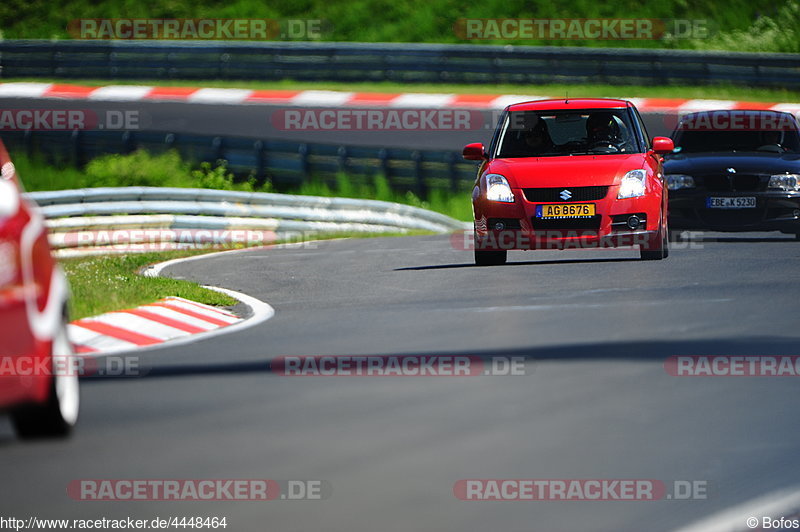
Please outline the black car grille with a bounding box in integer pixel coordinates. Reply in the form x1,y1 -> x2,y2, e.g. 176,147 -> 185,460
532,215 -> 602,234
699,174 -> 764,192
523,186 -> 609,202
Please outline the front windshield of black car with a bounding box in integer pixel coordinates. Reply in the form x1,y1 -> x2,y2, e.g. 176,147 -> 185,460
494,108 -> 642,158
673,129 -> 800,154
672,112 -> 800,154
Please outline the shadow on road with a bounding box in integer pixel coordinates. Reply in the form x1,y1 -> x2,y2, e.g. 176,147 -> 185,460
396,257 -> 640,271
677,234 -> 797,243
79,336 -> 799,382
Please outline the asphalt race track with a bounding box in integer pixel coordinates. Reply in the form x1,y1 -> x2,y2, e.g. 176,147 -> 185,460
1,233 -> 799,531
0,98 -> 674,150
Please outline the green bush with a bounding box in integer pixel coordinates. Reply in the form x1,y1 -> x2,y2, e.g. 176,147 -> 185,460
17,150 -> 473,220
681,1 -> 800,53
0,0 -> 786,52
84,150 -> 189,188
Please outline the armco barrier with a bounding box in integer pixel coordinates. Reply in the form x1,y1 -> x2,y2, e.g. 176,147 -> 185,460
25,187 -> 469,256
2,40 -> 799,88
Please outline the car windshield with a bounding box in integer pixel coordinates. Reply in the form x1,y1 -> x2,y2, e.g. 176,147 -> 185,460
495,108 -> 641,158
674,129 -> 800,154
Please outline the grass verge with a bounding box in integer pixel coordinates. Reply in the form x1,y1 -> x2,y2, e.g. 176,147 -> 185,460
62,249 -> 238,320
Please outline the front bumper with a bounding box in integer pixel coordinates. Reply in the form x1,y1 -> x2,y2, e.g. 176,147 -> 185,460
473,187 -> 663,251
669,191 -> 800,233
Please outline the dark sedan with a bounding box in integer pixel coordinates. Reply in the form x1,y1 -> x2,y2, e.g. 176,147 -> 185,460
664,109 -> 800,238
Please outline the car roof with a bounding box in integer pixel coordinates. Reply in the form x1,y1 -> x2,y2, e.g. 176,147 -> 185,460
506,98 -> 631,112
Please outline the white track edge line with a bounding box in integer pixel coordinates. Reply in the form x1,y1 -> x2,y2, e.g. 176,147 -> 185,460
672,485 -> 800,532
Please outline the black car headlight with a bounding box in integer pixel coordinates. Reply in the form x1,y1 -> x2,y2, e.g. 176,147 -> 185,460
768,174 -> 800,191
665,174 -> 696,191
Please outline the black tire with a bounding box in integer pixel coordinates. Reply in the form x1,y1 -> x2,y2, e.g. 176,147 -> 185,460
11,312 -> 79,439
475,249 -> 507,266
795,233 -> 800,241
668,229 -> 685,243
641,222 -> 669,261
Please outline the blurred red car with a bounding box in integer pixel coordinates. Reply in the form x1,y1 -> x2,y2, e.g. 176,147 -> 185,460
464,98 -> 675,265
0,141 -> 78,438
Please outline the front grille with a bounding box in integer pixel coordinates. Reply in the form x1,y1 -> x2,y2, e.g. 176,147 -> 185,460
699,174 -> 763,192
523,186 -> 609,202
532,215 -> 602,233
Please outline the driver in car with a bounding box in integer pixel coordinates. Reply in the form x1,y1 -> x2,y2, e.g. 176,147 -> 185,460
586,112 -> 626,151
758,130 -> 786,152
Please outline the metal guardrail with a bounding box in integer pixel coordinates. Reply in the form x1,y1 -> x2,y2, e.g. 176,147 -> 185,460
27,186 -> 466,231
4,129 -> 479,196
25,187 -> 469,256
2,40 -> 799,88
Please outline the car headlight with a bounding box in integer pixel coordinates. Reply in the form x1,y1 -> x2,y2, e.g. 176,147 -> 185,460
768,174 -> 800,191
617,169 -> 647,199
665,174 -> 696,191
485,174 -> 515,203
0,179 -> 20,218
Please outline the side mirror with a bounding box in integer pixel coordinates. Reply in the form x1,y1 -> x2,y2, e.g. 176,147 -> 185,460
652,137 -> 675,155
463,143 -> 487,161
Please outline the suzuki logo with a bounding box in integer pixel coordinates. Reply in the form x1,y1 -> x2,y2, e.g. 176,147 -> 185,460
727,168 -> 736,174
559,189 -> 572,200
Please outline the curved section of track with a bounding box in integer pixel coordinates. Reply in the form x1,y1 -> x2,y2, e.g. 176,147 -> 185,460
1,234 -> 799,531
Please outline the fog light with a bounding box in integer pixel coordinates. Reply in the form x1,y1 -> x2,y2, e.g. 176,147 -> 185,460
626,215 -> 641,230
494,221 -> 506,231
794,209 -> 800,217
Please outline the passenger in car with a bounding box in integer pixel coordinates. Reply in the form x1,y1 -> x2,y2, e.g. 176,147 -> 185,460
522,119 -> 557,155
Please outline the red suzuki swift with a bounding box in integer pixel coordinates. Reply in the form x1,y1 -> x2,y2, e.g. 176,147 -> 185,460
0,141 -> 78,438
464,98 -> 674,265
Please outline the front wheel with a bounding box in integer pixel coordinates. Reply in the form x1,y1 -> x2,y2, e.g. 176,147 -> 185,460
668,229 -> 685,243
475,249 -> 507,266
640,221 -> 669,261
11,312 -> 79,439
